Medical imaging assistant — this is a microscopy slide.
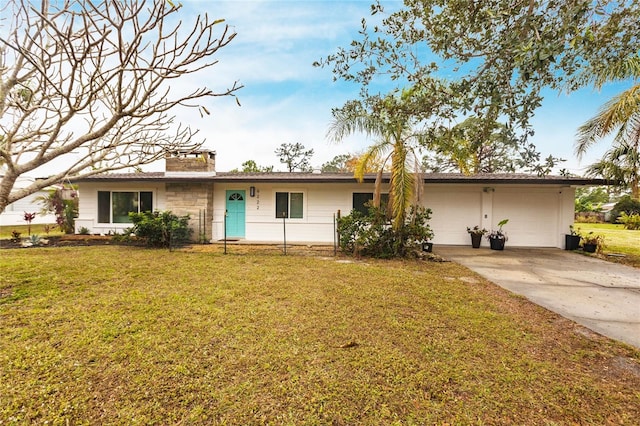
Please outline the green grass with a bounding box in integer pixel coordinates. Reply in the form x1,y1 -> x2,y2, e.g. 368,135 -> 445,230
1,247 -> 639,424
0,223 -> 63,239
574,222 -> 640,267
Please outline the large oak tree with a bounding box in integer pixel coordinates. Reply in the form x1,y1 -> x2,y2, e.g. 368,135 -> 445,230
319,0 -> 640,146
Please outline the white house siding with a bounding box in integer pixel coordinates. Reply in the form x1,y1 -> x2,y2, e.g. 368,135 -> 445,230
0,190 -> 57,226
75,182 -> 167,234
212,182 -> 389,243
423,186 -> 484,246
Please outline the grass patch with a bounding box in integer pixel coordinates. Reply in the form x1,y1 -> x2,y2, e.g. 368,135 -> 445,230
1,247 -> 639,424
0,223 -> 64,239
574,223 -> 640,268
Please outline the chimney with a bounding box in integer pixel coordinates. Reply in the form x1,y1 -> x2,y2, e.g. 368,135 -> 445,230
165,150 -> 216,176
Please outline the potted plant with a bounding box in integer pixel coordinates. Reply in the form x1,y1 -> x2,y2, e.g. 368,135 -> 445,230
466,225 -> 487,248
581,232 -> 604,253
486,219 -> 508,250
565,225 -> 581,250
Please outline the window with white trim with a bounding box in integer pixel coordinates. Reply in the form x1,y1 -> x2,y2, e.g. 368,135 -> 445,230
97,191 -> 153,223
275,192 -> 303,219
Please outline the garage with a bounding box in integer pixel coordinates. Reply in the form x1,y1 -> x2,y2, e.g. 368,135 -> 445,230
492,188 -> 561,247
425,187 -> 483,245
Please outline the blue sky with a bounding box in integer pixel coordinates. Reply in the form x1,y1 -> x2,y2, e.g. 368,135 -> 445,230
166,0 -> 628,174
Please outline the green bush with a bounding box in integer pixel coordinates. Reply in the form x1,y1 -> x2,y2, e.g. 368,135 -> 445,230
337,205 -> 433,258
129,211 -> 192,248
609,196 -> 640,224
618,212 -> 640,230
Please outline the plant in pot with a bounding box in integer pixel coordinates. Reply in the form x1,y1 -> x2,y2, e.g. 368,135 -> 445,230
466,225 -> 487,248
581,232 -> 604,253
565,225 -> 581,251
486,219 -> 508,250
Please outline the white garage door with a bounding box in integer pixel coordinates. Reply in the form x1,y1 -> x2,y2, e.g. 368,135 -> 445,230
493,190 -> 559,247
425,188 -> 482,245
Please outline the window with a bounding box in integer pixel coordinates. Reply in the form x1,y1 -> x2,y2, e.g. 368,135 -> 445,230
275,192 -> 303,218
98,191 -> 153,223
352,192 -> 389,215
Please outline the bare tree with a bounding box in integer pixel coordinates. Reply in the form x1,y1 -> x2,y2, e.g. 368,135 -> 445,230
0,0 -> 242,213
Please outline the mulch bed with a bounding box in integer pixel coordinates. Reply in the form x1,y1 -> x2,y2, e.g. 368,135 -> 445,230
0,235 -> 121,249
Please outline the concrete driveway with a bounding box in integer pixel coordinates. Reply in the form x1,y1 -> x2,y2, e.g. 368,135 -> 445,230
435,246 -> 640,350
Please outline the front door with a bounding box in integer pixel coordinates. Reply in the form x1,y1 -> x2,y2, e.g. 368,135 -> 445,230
225,190 -> 246,238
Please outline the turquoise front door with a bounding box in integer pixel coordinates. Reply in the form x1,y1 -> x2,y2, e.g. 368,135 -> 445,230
225,190 -> 246,238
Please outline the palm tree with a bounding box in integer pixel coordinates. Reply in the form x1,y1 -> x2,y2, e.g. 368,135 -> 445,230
585,140 -> 639,200
575,56 -> 640,199
327,91 -> 425,231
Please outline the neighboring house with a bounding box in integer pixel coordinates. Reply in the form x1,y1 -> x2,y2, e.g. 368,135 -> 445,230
0,176 -> 57,227
72,150 -> 604,248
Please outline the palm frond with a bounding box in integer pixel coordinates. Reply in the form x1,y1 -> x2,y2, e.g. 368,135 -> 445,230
353,139 -> 392,182
591,56 -> 640,89
412,153 -> 423,208
585,138 -> 640,197
389,143 -> 414,231
326,104 -> 382,143
373,168 -> 384,209
575,84 -> 640,158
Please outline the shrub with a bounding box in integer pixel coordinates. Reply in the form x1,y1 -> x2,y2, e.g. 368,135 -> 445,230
337,205 -> 433,258
609,196 -> 640,224
110,228 -> 136,244
10,230 -> 21,243
581,232 -> 605,253
129,210 -> 192,248
574,212 -> 603,223
36,186 -> 78,234
618,212 -> 640,230
78,226 -> 90,235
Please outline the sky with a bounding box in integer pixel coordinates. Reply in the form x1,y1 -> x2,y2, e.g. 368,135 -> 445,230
28,0 -> 634,176
170,0 -> 631,175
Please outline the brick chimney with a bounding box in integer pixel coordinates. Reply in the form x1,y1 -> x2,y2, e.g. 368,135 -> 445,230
165,150 -> 216,174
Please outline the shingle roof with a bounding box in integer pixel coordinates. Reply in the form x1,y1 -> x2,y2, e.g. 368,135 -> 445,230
70,171 -> 608,186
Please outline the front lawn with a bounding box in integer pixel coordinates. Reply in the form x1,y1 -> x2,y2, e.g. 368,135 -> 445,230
1,247 -> 639,424
574,223 -> 640,268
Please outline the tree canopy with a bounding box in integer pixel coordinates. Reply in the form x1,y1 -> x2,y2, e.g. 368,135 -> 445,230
275,143 -> 314,172
422,117 -> 563,175
0,0 -> 242,213
318,0 -> 640,141
229,160 -> 274,173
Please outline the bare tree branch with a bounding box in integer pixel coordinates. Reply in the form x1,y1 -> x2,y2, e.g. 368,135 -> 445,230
0,0 -> 242,212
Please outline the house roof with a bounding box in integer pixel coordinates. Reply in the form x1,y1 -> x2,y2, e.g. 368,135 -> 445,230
70,171 -> 608,186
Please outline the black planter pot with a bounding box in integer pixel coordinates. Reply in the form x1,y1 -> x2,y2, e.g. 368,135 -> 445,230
565,234 -> 581,250
489,237 -> 505,251
583,243 -> 597,253
470,234 -> 482,248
